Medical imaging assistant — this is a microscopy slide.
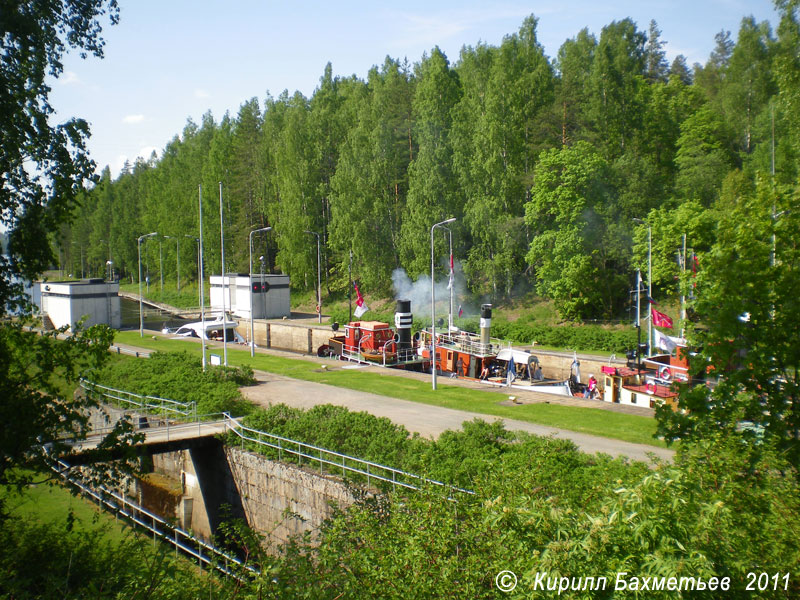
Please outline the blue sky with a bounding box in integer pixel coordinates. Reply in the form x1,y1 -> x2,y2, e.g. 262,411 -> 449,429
48,0 -> 779,177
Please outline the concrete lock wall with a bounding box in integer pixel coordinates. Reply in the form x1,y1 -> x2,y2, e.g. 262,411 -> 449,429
532,350 -> 626,383
241,321 -> 332,355
150,446 -> 356,547
224,447 -> 356,546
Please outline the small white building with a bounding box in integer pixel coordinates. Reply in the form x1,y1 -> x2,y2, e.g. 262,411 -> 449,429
40,279 -> 121,330
209,273 -> 290,319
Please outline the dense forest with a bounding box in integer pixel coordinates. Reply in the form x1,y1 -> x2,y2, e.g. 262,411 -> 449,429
61,10 -> 800,320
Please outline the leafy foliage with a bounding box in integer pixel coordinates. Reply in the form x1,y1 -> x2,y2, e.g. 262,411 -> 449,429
60,9 -> 800,327
656,177 -> 800,467
95,351 -> 255,417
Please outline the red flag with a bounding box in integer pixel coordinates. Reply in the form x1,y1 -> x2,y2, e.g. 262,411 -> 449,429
651,307 -> 673,329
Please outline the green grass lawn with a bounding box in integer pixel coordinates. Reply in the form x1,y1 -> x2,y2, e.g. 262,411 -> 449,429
0,476 -> 129,543
113,330 -> 666,448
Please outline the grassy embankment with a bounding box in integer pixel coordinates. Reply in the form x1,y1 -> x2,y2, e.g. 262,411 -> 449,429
113,330 -> 665,448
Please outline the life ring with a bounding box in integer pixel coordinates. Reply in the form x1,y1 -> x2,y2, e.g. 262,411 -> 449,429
659,366 -> 671,381
315,304 -> 320,313
646,381 -> 656,394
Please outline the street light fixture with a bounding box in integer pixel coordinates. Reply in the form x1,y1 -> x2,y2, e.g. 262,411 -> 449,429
137,232 -> 158,337
249,226 -> 272,357
430,217 -> 456,390
304,230 -> 322,324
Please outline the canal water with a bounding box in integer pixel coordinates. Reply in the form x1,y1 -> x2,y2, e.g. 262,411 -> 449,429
120,297 -> 190,331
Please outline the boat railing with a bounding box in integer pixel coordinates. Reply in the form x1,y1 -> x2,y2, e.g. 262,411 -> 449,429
420,329 -> 508,357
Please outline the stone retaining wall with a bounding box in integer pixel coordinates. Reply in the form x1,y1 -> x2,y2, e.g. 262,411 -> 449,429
224,447 -> 356,546
239,320 -> 333,355
150,446 -> 355,547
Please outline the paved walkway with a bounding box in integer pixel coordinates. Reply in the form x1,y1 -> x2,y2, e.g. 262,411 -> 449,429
240,370 -> 674,464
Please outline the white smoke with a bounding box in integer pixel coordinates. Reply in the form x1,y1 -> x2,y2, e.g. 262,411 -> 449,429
392,259 -> 469,321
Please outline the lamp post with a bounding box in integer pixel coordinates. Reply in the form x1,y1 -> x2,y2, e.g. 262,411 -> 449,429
249,226 -> 272,357
304,230 -> 321,324
633,218 -> 652,353
137,232 -> 158,337
158,237 -> 164,295
106,259 -> 113,281
430,217 -> 456,390
198,185 -> 206,372
219,182 -> 228,366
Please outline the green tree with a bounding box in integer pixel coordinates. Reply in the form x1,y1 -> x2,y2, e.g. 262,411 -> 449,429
458,16 -> 554,297
674,106 -> 734,205
656,176 -> 800,467
1,0 -> 119,303
669,54 -> 693,85
773,0 -> 800,178
587,19 -> 647,159
0,0 -> 141,489
329,59 -> 413,293
632,201 -> 717,294
400,47 -> 461,277
553,28 -> 596,146
524,142 -> 617,319
722,17 -> 776,156
644,19 -> 669,83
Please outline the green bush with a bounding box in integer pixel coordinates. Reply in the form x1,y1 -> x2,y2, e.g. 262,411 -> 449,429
95,351 -> 255,417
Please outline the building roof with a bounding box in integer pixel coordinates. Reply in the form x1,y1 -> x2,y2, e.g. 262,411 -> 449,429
624,383 -> 679,399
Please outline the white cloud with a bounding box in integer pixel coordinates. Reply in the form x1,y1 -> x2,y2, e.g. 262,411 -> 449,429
387,7 -> 533,49
122,114 -> 145,124
59,71 -> 80,85
194,89 -> 210,99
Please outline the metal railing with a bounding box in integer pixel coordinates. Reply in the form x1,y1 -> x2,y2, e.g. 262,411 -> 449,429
223,414 -> 474,499
81,379 -> 196,419
52,459 -> 258,581
109,345 -> 152,358
81,382 -> 473,499
419,329 -> 508,358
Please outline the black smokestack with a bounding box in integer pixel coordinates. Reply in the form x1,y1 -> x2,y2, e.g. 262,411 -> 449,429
480,304 -> 492,346
395,299 -> 412,350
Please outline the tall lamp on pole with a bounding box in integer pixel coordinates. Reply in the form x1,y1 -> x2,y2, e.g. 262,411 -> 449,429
137,232 -> 158,337
430,217 -> 456,391
304,230 -> 321,324
249,226 -> 272,357
634,218 -> 652,353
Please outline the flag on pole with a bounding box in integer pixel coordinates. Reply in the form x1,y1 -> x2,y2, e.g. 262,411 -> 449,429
654,328 -> 685,352
507,355 -> 516,386
457,304 -> 463,318
651,307 -> 674,329
354,282 -> 369,318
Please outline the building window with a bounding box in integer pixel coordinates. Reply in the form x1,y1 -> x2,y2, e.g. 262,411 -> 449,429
631,393 -> 637,405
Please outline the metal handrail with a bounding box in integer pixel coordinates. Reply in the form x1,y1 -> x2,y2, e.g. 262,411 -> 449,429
419,329 -> 508,357
222,414 -> 474,498
80,380 -> 474,499
52,459 -> 258,580
81,379 -> 196,417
